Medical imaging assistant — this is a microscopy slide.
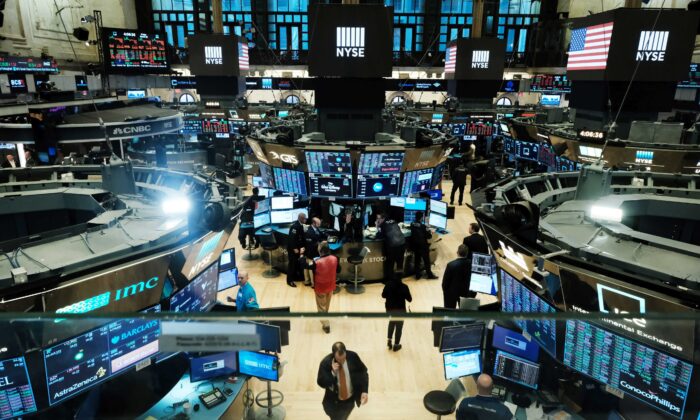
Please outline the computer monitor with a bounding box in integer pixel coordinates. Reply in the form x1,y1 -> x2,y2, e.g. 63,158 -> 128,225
272,167 -> 308,196
540,94 -> 560,107
218,267 -> 239,292
254,212 -> 271,229
428,213 -> 447,230
493,350 -> 540,390
252,176 -> 265,188
255,198 -> 271,215
401,169 -> 433,196
404,197 -> 427,211
358,152 -> 405,174
492,324 -> 540,362
240,321 -> 282,353
169,261 -> 219,312
190,352 -> 238,382
443,349 -> 482,380
271,196 -> 294,210
238,351 -> 279,382
278,110 -> 289,118
308,173 -> 353,198
469,253 -> 498,295
305,151 -> 352,174
0,356 -> 37,417
404,210 -> 419,224
430,199 -> 447,215
439,323 -> 485,352
219,248 -> 236,272
356,173 -> 401,198
390,197 -> 405,208
257,187 -> 272,198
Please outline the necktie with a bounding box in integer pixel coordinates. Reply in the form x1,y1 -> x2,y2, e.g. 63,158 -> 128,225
338,363 -> 349,400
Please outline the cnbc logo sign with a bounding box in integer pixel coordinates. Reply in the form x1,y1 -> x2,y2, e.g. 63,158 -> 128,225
56,276 -> 160,314
336,27 -> 365,58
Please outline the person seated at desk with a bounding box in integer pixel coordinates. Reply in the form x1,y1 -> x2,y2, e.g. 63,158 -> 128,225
304,217 -> 326,287
375,212 -> 406,281
235,271 -> 259,312
457,374 -> 513,420
410,211 -> 438,280
287,212 -> 307,288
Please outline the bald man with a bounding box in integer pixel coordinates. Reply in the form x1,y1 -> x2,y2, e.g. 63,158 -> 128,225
456,374 -> 512,420
235,271 -> 259,312
304,217 -> 327,287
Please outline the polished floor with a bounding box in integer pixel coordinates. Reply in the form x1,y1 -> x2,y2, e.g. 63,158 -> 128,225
219,179 -> 493,419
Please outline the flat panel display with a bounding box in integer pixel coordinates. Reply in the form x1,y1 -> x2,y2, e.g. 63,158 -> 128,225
443,349 -> 481,380
439,323 -> 485,352
107,317 -> 160,374
401,169 -> 433,196
356,174 -> 400,198
190,352 -> 238,382
218,267 -> 239,292
219,248 -> 236,272
540,94 -> 561,107
500,270 -> 557,357
358,152 -> 405,174
103,28 -> 169,74
444,38 -> 507,81
273,168 -> 308,196
309,173 -> 353,198
74,75 -> 88,92
530,74 -> 571,92
404,197 -> 427,211
428,213 -> 447,230
492,324 -> 539,362
493,350 -> 540,390
170,261 -> 219,312
8,75 -> 27,94
270,196 -> 293,211
201,118 -> 230,134
390,197 -> 405,208
254,212 -> 270,229
0,56 -> 58,73
188,34 -> 242,77
469,253 -> 497,296
0,357 -> 37,419
270,208 -> 308,225
430,200 -> 447,215
259,163 -> 274,188
563,320 -> 693,418
305,151 -> 352,174
238,351 -> 279,382
514,140 -> 540,162
240,321 -> 282,353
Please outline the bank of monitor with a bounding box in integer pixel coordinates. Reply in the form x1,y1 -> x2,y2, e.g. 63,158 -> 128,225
190,352 -> 238,383
238,351 -> 279,382
272,168 -> 307,196
493,350 -> 540,390
429,213 -> 447,231
439,323 -> 485,352
0,356 -> 37,417
469,253 -> 498,295
444,349 -> 482,380
309,173 -> 353,198
401,168 -> 434,196
170,261 -> 219,312
358,152 -> 405,174
356,173 -> 401,198
430,199 -> 447,215
270,195 -> 293,210
305,151 -> 352,174
270,208 -> 308,225
492,324 -> 539,362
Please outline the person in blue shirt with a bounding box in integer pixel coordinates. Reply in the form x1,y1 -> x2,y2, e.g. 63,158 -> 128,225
457,374 -> 513,420
235,271 -> 259,312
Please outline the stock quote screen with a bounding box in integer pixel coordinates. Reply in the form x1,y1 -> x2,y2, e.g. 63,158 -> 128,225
563,320 -> 693,418
273,168 -> 308,196
0,357 -> 37,419
500,270 -> 557,357
530,74 -> 571,92
400,168 -> 434,196
104,29 -> 169,73
0,56 -> 58,73
356,173 -> 400,198
358,152 -> 405,174
305,151 -> 352,174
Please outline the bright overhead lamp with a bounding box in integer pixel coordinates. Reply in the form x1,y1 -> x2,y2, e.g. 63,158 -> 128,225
590,205 -> 622,223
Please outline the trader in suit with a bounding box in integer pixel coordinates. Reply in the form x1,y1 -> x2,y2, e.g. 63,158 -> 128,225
2,154 -> 17,168
462,223 -> 488,256
456,374 -> 512,420
375,212 -> 406,281
238,187 -> 262,249
409,211 -> 437,280
450,162 -> 468,206
442,244 -> 475,308
304,217 -> 327,287
286,212 -> 307,288
317,342 -> 369,420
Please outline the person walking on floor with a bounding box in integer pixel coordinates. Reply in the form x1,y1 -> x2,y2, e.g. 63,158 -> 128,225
311,241 -> 340,334
317,342 -> 369,420
382,272 -> 412,352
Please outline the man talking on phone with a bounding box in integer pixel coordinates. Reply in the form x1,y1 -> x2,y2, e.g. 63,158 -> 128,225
317,342 -> 369,420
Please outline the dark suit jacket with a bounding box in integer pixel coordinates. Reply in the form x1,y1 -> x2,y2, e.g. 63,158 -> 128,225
317,351 -> 369,408
304,226 -> 327,259
462,234 -> 488,255
442,257 -> 472,298
287,221 -> 306,251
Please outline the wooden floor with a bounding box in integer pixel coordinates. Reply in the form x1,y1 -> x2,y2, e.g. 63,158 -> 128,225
219,179 -> 493,419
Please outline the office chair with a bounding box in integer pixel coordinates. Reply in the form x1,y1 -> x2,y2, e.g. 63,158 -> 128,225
346,246 -> 370,294
260,234 -> 280,278
423,378 -> 466,420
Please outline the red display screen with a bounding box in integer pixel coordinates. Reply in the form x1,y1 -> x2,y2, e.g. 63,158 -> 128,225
104,28 -> 169,73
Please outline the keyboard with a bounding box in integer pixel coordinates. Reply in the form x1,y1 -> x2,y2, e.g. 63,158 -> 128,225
261,227 -> 272,233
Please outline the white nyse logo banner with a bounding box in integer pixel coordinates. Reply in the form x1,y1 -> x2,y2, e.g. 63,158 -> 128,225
471,50 -> 490,68
336,27 -> 365,57
205,46 -> 223,64
636,31 -> 668,62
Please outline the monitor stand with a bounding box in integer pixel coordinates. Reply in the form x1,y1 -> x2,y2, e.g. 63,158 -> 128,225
511,392 -> 532,408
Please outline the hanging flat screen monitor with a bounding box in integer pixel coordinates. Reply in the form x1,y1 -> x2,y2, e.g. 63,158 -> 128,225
439,323 -> 485,352
358,152 -> 405,174
469,253 -> 498,295
308,173 -> 353,198
356,173 -> 400,198
219,248 -> 236,272
443,349 -> 481,380
492,324 -> 540,362
218,267 -> 239,292
493,350 -> 540,390
0,356 -> 37,417
238,351 -> 279,382
190,352 -> 238,383
273,168 -> 308,196
401,169 -> 434,196
170,261 -> 219,312
305,151 -> 352,174
103,28 -> 169,74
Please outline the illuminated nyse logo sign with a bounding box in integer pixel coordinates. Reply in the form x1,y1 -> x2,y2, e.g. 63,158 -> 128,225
619,381 -> 681,414
204,46 -> 223,65
55,276 -> 160,314
269,151 -> 299,165
597,284 -> 647,328
636,31 -> 669,62
336,27 -> 365,58
471,50 -> 490,69
113,125 -> 151,136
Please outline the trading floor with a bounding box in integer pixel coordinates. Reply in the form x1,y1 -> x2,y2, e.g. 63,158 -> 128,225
217,178 -> 495,419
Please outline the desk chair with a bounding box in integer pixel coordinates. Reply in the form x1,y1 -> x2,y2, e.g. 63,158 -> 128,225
254,360 -> 287,420
242,243 -> 260,261
260,234 -> 280,278
423,378 -> 466,420
346,246 -> 370,294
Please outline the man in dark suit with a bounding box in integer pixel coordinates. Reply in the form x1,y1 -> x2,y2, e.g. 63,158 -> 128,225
238,187 -> 262,249
442,244 -> 475,308
286,212 -> 307,288
375,212 -> 406,281
462,223 -> 488,256
409,211 -> 437,280
317,342 -> 369,420
450,162 -> 468,205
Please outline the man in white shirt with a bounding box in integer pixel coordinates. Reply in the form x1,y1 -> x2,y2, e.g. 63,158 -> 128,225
317,342 -> 369,420
2,154 -> 17,168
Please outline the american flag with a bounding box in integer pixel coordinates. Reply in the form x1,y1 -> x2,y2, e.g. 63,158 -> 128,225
445,46 -> 457,73
238,42 -> 249,71
567,22 -> 614,71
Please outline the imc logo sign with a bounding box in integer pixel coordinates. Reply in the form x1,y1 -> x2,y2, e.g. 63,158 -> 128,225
56,276 -> 160,314
636,31 -> 669,62
205,46 -> 223,65
471,50 -> 490,68
336,27 -> 365,58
